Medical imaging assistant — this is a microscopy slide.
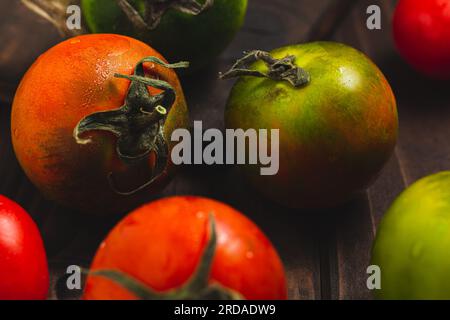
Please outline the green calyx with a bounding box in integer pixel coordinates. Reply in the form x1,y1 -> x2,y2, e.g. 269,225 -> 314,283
220,50 -> 311,88
73,56 -> 188,196
117,0 -> 214,31
88,214 -> 243,300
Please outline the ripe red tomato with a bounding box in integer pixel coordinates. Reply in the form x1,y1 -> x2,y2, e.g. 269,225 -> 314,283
393,0 -> 450,79
11,34 -> 189,214
83,196 -> 287,300
0,195 -> 49,300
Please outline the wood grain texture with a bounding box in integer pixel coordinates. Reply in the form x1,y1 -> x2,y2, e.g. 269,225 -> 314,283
1,0 -> 447,301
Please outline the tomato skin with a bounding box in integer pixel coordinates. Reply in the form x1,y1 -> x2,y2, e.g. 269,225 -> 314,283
393,0 -> 450,79
225,42 -> 398,209
83,196 -> 287,300
11,34 -> 189,214
0,195 -> 49,300
81,0 -> 248,71
372,172 -> 450,299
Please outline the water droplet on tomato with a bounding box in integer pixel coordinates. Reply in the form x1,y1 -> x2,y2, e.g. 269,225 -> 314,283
196,211 -> 205,219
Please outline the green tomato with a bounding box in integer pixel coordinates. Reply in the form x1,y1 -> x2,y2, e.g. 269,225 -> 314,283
372,171 -> 450,299
81,0 -> 248,71
224,42 -> 398,209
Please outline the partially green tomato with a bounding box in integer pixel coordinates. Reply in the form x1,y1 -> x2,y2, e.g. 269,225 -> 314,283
372,171 -> 450,299
81,0 -> 248,71
224,42 -> 398,209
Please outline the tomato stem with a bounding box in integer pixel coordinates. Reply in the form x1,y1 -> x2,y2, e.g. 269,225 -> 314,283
73,57 -> 188,196
87,214 -> 243,300
118,0 -> 214,32
220,50 -> 311,88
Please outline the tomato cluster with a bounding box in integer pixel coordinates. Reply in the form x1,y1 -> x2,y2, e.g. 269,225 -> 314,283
2,0 -> 449,301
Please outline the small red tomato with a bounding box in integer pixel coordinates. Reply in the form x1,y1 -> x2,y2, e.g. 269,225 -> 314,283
0,195 -> 49,300
83,196 -> 287,300
393,0 -> 450,79
11,34 -> 189,214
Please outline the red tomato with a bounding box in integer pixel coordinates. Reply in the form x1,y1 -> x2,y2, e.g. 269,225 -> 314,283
11,34 -> 189,214
83,196 -> 287,300
0,195 -> 49,299
393,0 -> 450,79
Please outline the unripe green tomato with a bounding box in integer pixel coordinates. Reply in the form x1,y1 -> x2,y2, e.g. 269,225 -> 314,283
224,42 -> 398,209
372,171 -> 450,299
81,0 -> 248,71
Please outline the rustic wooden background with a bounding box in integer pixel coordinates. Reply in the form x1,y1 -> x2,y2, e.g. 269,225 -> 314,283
1,0 -> 450,300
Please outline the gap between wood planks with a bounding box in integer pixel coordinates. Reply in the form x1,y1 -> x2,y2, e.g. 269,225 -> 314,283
302,0 -> 368,300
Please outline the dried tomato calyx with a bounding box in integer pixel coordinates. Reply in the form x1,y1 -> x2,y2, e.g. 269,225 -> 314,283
220,50 -> 311,88
88,214 -> 243,300
73,57 -> 188,195
117,0 -> 214,31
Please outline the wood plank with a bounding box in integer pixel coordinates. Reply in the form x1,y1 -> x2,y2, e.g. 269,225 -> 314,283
0,0 -> 62,84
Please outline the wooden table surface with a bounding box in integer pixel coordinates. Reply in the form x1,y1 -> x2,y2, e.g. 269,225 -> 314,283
1,0 -> 450,300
